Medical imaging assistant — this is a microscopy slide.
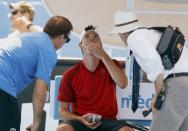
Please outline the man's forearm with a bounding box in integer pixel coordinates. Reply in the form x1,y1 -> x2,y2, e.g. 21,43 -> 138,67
32,85 -> 47,129
154,73 -> 164,94
101,52 -> 128,88
59,109 -> 82,122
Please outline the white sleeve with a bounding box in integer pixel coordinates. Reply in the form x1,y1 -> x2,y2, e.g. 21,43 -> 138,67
127,31 -> 164,82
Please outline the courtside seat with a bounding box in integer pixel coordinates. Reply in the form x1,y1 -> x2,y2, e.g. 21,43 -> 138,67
51,75 -> 62,120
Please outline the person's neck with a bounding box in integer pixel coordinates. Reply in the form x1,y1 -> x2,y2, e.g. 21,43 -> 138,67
83,55 -> 100,72
50,37 -> 58,50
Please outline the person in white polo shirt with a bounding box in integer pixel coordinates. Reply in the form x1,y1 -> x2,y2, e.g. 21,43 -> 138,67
8,1 -> 42,37
109,11 -> 188,131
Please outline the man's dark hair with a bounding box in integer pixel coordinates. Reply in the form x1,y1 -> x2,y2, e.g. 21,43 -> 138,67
43,16 -> 73,38
85,25 -> 96,31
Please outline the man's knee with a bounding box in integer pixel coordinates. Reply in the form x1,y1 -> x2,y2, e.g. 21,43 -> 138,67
118,126 -> 135,131
56,123 -> 74,131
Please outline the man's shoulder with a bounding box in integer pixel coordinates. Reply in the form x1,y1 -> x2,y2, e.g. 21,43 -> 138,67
22,32 -> 53,50
18,32 -> 44,40
128,27 -> 160,42
132,28 -> 149,35
133,27 -> 162,35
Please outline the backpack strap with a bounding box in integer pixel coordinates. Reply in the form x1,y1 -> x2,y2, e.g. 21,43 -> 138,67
148,27 -> 166,32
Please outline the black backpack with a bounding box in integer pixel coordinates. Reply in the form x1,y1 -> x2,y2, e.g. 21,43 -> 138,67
150,25 -> 185,70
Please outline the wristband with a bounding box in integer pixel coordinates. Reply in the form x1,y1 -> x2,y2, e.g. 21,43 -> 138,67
27,23 -> 33,29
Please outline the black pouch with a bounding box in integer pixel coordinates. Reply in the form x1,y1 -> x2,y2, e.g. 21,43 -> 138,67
154,26 -> 185,70
154,84 -> 167,110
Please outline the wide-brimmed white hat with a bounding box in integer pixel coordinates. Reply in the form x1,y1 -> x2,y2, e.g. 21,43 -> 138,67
109,11 -> 142,34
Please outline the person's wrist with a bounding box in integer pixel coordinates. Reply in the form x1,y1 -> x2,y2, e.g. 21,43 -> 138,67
32,122 -> 40,131
78,116 -> 84,123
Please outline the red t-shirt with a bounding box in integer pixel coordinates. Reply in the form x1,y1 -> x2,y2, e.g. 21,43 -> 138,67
58,60 -> 121,119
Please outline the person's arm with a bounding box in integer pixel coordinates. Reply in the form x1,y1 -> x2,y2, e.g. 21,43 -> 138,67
154,73 -> 164,94
151,73 -> 164,115
58,102 -> 100,129
87,42 -> 128,88
15,16 -> 42,32
59,102 -> 81,121
27,79 -> 47,131
101,52 -> 128,88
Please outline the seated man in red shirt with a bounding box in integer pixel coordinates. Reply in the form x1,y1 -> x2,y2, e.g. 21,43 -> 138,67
56,25 -> 133,131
